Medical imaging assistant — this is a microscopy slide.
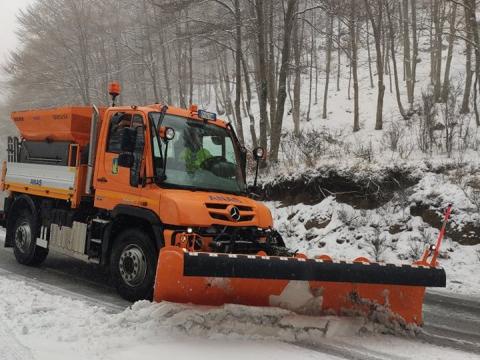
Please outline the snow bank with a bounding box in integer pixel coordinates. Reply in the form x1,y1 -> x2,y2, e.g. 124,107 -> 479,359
268,171 -> 480,297
0,276 -> 337,360
0,276 -> 478,360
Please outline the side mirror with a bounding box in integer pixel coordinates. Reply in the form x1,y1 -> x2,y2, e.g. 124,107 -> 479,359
157,126 -> 175,182
252,147 -> 265,190
119,128 -> 136,153
239,146 -> 247,179
118,153 -> 134,168
159,126 -> 175,142
253,147 -> 265,161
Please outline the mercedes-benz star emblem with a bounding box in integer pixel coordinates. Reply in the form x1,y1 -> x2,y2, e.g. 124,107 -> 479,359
229,206 -> 241,222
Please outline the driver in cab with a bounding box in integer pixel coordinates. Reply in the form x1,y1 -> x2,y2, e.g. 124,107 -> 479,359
181,128 -> 212,174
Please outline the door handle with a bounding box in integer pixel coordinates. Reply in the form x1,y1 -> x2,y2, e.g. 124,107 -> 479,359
97,177 -> 108,183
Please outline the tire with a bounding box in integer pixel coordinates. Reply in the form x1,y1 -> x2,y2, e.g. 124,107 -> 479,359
110,228 -> 158,302
12,209 -> 48,266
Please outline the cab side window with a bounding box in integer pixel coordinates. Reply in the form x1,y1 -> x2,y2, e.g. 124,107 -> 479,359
107,112 -> 132,153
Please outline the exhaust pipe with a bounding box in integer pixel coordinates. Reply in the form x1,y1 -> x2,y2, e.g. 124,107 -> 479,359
85,105 -> 100,195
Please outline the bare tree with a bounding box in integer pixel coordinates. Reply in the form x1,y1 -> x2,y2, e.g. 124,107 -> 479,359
349,0 -> 360,132
441,2 -> 457,103
403,0 -> 413,107
323,12 -> 334,119
292,4 -> 302,135
270,0 -> 298,162
254,0 -> 269,154
386,0 -> 407,118
461,0 -> 473,114
365,0 -> 385,130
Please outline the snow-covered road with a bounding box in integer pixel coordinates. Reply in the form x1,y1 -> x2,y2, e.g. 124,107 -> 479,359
0,233 -> 478,360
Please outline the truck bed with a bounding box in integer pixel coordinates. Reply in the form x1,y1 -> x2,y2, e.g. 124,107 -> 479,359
3,162 -> 85,206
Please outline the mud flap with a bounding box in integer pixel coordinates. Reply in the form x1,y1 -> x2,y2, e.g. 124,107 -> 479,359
154,247 -> 446,325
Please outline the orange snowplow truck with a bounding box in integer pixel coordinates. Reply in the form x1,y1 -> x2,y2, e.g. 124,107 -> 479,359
0,85 -> 446,325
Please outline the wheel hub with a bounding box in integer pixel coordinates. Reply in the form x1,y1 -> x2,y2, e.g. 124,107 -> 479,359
119,245 -> 147,287
15,222 -> 32,254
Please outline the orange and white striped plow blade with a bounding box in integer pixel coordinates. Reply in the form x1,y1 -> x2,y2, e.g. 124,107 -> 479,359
153,247 -> 446,326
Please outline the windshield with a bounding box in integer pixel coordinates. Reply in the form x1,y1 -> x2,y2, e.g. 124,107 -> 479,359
150,113 -> 246,194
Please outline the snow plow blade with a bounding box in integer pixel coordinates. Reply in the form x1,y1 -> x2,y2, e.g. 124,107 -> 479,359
153,247 -> 446,325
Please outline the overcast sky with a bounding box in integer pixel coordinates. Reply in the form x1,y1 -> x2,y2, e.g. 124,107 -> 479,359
0,0 -> 36,100
0,0 -> 35,62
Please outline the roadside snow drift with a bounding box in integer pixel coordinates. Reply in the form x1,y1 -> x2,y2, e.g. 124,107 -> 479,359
0,276 -> 478,360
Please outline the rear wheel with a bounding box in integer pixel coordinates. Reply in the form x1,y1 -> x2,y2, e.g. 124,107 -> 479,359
12,209 -> 48,266
110,229 -> 158,302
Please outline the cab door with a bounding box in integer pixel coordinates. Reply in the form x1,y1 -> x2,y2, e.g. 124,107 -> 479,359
94,110 -> 147,210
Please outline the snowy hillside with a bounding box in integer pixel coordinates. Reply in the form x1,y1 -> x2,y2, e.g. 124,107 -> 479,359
267,171 -> 480,297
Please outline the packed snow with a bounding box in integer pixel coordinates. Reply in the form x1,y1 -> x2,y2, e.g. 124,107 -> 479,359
0,274 -> 478,360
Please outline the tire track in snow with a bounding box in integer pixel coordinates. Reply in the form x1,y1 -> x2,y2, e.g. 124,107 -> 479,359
288,340 -> 410,360
0,293 -> 35,360
0,267 -> 125,314
420,292 -> 480,354
0,325 -> 35,360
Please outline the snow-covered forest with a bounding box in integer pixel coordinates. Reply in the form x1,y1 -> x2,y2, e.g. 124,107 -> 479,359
2,0 -> 479,164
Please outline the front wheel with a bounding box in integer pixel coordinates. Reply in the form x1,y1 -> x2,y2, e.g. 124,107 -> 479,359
110,229 -> 158,302
12,209 -> 48,266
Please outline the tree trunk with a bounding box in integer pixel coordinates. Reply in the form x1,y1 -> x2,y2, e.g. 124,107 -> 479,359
441,2 -> 457,102
468,0 -> 480,125
323,15 -> 334,119
350,0 -> 360,132
314,16 -> 319,106
241,54 -> 258,147
365,0 -> 385,130
366,19 -> 374,89
175,20 -> 186,108
433,0 -> 444,102
233,0 -> 245,144
403,0 -> 413,106
292,5 -> 301,135
461,0 -> 473,114
267,0 -> 277,134
386,0 -> 407,118
429,0 -> 435,84
270,0 -> 298,162
292,5 -> 304,136
411,0 -> 418,104
158,25 -> 172,104
336,19 -> 342,92
306,24 -> 314,122
255,0 -> 269,154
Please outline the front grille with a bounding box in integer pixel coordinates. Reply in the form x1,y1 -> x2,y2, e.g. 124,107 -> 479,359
205,203 -> 255,223
205,203 -> 228,210
240,215 -> 254,221
237,205 -> 253,211
210,213 -> 229,221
